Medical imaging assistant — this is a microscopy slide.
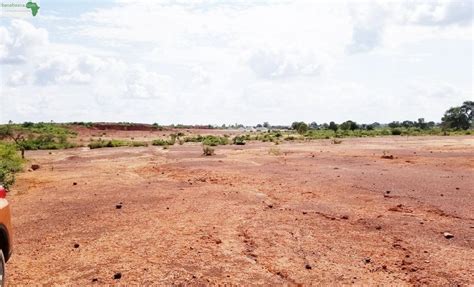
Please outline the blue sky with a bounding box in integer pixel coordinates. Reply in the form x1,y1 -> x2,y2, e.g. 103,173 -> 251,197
0,0 -> 472,125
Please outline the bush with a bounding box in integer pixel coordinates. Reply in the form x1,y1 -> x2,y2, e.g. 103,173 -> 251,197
0,143 -> 23,189
202,145 -> 215,156
201,135 -> 229,146
391,128 -> 402,135
233,135 -> 246,145
88,139 -> 136,149
152,138 -> 175,146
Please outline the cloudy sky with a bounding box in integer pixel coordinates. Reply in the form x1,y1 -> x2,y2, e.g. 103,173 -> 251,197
0,0 -> 472,125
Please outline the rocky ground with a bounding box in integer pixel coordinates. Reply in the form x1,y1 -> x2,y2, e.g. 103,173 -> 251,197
6,136 -> 474,285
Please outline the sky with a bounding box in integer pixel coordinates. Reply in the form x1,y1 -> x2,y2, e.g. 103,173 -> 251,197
0,0 -> 472,125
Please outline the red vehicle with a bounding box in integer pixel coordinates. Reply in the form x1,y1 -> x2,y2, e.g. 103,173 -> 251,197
0,186 -> 12,286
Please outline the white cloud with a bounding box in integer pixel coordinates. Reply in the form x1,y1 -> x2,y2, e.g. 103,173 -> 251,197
6,70 -> 27,86
0,19 -> 48,64
0,1 -> 472,125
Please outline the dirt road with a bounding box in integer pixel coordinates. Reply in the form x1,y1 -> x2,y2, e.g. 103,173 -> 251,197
7,136 -> 474,285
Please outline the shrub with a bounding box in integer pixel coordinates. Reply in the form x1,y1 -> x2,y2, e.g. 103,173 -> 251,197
152,138 -> 175,146
233,135 -> 246,145
201,135 -> 229,146
0,143 -> 23,189
391,128 -> 402,135
202,145 -> 215,156
88,139 -> 134,149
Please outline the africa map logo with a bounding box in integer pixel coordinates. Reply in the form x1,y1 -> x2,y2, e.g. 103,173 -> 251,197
0,0 -> 40,17
26,1 -> 39,16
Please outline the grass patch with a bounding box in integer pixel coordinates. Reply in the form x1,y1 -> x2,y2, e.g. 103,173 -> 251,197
0,143 -> 23,189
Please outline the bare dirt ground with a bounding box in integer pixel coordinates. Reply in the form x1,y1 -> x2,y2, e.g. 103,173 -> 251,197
6,135 -> 474,285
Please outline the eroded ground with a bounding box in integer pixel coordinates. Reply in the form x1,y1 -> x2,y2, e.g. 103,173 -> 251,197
7,136 -> 474,285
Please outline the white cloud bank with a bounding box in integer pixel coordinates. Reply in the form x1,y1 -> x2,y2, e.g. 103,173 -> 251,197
0,0 -> 472,125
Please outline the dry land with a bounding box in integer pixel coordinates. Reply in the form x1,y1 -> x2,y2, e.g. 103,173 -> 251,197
7,134 -> 474,285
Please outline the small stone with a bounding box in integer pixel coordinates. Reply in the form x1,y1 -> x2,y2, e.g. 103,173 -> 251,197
455,187 -> 460,190
215,239 -> 222,244
443,232 -> 454,239
73,243 -> 80,248
363,257 -> 371,264
341,215 -> 349,220
305,264 -> 312,270
73,182 -> 77,186
31,164 -> 40,170
113,272 -> 122,280
267,204 -> 273,209
116,204 -> 122,209
92,278 -> 98,282
375,226 -> 382,230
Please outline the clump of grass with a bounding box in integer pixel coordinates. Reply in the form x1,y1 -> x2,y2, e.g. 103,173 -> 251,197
268,147 -> 281,156
202,145 -> 215,156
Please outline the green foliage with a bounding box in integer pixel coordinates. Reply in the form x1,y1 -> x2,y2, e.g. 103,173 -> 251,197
88,139 -> 146,149
0,143 -> 23,189
181,135 -> 229,146
0,123 -> 76,157
152,137 -> 176,146
441,101 -> 473,130
291,122 -> 308,134
328,121 -> 338,132
202,135 -> 229,146
339,120 -> 359,131
232,135 -> 246,145
391,128 -> 402,135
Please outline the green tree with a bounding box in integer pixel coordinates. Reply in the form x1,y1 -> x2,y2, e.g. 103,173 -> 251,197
328,121 -> 338,132
291,122 -> 308,134
340,120 -> 359,131
441,101 -> 473,130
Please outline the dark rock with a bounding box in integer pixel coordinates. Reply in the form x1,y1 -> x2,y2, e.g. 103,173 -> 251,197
363,257 -> 371,264
73,243 -> 80,248
305,264 -> 312,270
31,164 -> 40,170
443,232 -> 454,239
116,204 -> 122,209
113,272 -> 122,280
73,182 -> 77,186
341,215 -> 349,220
92,278 -> 98,282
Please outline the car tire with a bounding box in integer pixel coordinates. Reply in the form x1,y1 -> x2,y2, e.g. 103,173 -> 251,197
0,249 -> 5,287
